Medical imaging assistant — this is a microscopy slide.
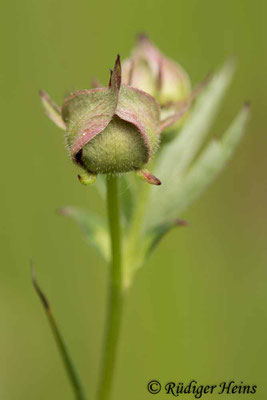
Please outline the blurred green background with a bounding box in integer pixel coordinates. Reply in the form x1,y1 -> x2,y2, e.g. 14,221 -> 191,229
1,0 -> 266,399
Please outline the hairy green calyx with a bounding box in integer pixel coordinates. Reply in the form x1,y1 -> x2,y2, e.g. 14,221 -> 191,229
80,116 -> 148,173
40,51 -> 191,185
61,56 -> 161,177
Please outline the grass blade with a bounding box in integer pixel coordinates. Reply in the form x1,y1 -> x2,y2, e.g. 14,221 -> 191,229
31,263 -> 87,400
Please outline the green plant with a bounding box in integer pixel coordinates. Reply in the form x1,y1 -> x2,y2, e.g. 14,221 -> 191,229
35,35 -> 250,400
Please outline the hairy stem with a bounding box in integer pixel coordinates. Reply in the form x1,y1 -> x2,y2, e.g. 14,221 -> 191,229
97,175 -> 123,400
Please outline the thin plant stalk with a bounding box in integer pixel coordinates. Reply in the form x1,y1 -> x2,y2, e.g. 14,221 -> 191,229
31,265 -> 87,400
97,175 -> 123,400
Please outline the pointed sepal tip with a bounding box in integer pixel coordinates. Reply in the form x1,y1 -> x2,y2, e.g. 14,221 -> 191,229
78,172 -> 97,186
136,169 -> 161,185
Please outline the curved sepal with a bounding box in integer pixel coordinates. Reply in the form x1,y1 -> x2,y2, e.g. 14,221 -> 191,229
78,171 -> 97,185
159,103 -> 189,133
39,90 -> 66,130
110,54 -> 122,92
136,169 -> 161,185
116,85 -> 161,159
62,88 -> 118,157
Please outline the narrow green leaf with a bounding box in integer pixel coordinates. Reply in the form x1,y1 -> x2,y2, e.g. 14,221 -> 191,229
40,90 -> 66,130
59,207 -> 110,261
144,219 -> 187,258
31,263 -> 87,400
157,61 -> 235,178
147,104 -> 250,226
144,61 -> 236,228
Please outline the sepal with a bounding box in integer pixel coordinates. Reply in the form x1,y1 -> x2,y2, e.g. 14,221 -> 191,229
78,171 -> 97,185
39,90 -> 66,130
136,169 -> 161,185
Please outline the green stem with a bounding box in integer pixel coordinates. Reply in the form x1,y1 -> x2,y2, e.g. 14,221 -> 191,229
97,175 -> 123,400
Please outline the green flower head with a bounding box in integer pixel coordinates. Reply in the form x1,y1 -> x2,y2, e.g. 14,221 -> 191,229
40,50 -> 190,185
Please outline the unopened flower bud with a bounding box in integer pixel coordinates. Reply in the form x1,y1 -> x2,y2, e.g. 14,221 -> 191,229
122,34 -> 191,107
40,53 -> 188,184
61,55 -> 160,176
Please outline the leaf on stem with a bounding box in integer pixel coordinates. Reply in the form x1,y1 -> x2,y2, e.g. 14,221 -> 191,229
58,207 -> 110,261
157,60 -> 235,177
169,103 -> 250,216
144,60 -> 237,228
144,218 -> 188,258
146,103 -> 250,229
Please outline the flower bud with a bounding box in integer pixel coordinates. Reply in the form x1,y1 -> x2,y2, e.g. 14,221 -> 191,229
61,55 -> 160,176
122,34 -> 191,107
40,53 -> 188,184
